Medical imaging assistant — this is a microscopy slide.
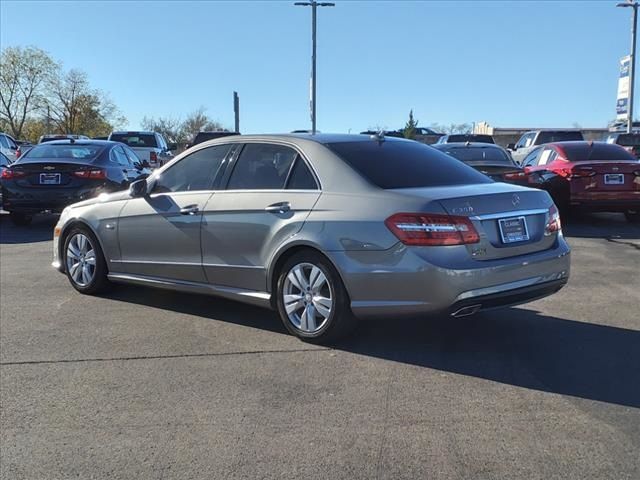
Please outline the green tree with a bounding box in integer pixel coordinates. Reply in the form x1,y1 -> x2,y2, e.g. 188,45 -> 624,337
403,110 -> 419,139
0,46 -> 59,138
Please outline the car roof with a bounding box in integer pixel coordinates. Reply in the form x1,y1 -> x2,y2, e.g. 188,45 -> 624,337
434,142 -> 503,149
206,133 -> 413,145
34,139 -> 117,146
110,131 -> 156,135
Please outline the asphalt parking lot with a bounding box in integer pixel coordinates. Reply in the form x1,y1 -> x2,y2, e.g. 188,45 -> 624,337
1,212 -> 639,480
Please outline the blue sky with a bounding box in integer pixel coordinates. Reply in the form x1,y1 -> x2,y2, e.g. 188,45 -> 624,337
0,0 -> 633,133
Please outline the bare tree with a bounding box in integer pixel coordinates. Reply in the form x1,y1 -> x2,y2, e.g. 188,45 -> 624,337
0,46 -> 59,138
47,69 -> 125,136
182,106 -> 225,142
142,107 -> 227,145
141,115 -> 183,143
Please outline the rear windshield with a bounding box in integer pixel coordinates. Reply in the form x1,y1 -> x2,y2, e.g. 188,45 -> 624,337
562,143 -> 636,161
537,131 -> 583,144
447,135 -> 494,144
440,146 -> 512,164
326,140 -> 492,189
110,133 -> 157,148
615,133 -> 640,147
20,144 -> 103,162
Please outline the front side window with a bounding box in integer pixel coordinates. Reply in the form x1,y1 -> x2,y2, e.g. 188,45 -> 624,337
227,143 -> 297,190
0,135 -> 9,148
152,144 -> 231,193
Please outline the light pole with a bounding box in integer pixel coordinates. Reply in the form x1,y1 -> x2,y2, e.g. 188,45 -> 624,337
294,1 -> 335,134
618,1 -> 638,133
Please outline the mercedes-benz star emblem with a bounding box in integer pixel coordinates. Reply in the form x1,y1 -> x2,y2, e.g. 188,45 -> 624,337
512,194 -> 520,207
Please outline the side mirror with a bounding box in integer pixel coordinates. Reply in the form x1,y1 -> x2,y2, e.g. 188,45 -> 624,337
129,178 -> 148,198
507,143 -> 516,150
167,143 -> 177,151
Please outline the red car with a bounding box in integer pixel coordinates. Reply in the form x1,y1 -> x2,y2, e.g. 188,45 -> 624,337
520,141 -> 640,222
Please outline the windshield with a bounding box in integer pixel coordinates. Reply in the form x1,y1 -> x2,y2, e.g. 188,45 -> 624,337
326,140 -> 492,189
20,144 -> 103,162
615,134 -> 640,147
110,133 -> 158,148
440,146 -> 512,164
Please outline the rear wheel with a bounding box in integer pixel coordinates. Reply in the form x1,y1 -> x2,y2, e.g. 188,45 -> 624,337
625,209 -> 640,223
9,212 -> 33,226
276,251 -> 357,343
63,226 -> 111,294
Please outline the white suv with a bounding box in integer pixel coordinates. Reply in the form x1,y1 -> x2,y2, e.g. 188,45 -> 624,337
0,132 -> 19,163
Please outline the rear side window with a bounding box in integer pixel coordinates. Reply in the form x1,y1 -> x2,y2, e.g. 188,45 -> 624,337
562,143 -> 636,161
110,133 -> 158,148
227,143 -> 297,190
152,144 -> 230,193
111,146 -> 132,167
0,135 -> 9,148
287,157 -> 318,189
327,140 -> 492,189
0,152 -> 9,166
537,131 -> 584,144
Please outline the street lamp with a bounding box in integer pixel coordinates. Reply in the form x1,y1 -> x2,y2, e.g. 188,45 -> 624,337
617,1 -> 638,133
294,1 -> 335,134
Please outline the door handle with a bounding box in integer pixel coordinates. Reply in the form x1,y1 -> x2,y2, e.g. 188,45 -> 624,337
180,204 -> 200,215
265,202 -> 290,214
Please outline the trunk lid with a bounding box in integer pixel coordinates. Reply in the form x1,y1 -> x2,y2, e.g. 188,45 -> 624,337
10,161 -> 98,188
567,161 -> 640,195
397,183 -> 556,261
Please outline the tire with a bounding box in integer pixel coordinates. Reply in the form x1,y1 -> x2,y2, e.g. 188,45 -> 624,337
10,212 -> 33,226
625,209 -> 640,223
276,251 -> 357,344
62,225 -> 112,294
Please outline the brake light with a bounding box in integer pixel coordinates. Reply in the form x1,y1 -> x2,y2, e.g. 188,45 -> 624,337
73,169 -> 106,179
385,213 -> 480,246
150,151 -> 158,163
15,147 -> 21,158
545,205 -> 562,236
0,169 -> 27,179
562,167 -> 596,178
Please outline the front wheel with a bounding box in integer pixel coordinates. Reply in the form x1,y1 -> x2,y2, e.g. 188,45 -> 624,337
63,226 -> 112,294
276,251 -> 357,344
625,209 -> 640,223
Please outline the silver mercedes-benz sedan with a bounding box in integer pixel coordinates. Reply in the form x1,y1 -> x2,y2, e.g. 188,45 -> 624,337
52,134 -> 570,342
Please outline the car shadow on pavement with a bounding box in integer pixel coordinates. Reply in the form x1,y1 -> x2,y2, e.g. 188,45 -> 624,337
0,213 -> 56,244
105,284 -> 639,409
563,212 -> 640,240
340,308 -> 640,409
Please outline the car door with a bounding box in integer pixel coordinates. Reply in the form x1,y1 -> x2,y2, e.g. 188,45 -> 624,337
200,142 -> 321,292
115,144 -> 232,282
122,145 -> 151,181
110,145 -> 138,187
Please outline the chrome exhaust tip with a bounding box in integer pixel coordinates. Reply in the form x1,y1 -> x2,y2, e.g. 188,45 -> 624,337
451,304 -> 482,318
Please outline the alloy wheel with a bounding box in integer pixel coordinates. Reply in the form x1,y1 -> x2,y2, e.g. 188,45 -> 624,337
66,233 -> 96,287
282,262 -> 333,333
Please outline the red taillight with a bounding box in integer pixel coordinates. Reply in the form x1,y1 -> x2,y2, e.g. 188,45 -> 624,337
150,151 -> 158,163
503,171 -> 526,181
73,169 -> 106,179
385,213 -> 480,246
562,167 -> 596,178
15,148 -> 21,158
1,169 -> 27,179
545,205 -> 562,236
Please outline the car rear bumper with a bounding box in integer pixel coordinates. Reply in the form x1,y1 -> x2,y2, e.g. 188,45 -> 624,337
1,186 -> 103,213
328,237 -> 571,319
